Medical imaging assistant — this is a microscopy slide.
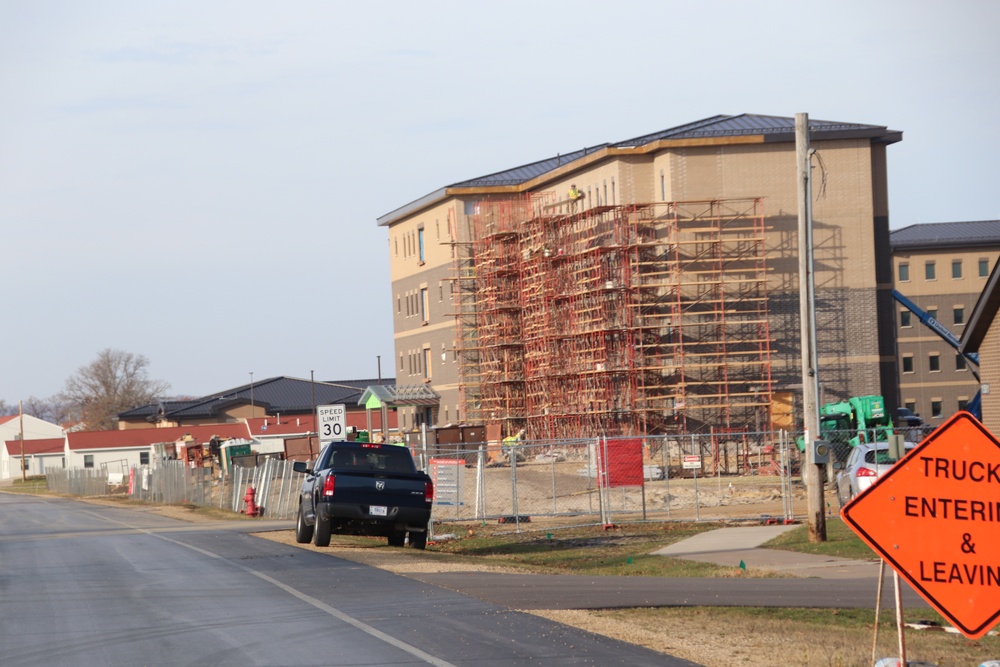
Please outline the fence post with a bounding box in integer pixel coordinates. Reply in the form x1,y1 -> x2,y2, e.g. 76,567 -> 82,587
475,446 -> 485,520
510,450 -> 520,532
691,434 -> 700,522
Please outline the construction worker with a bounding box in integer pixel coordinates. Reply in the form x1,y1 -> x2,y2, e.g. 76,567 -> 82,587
568,184 -> 582,200
501,428 -> 527,463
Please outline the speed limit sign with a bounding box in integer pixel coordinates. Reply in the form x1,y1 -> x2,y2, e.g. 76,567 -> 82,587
317,404 -> 346,443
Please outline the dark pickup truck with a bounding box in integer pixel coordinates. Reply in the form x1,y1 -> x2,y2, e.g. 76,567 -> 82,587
292,442 -> 434,549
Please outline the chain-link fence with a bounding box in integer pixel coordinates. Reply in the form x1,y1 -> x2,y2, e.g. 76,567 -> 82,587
45,426 -> 928,531
414,432 -> 801,530
45,468 -> 115,496
46,458 -> 304,519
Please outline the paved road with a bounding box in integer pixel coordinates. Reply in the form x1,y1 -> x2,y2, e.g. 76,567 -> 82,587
0,493 -> 691,667
408,524 -> 927,611
409,570 -> 927,610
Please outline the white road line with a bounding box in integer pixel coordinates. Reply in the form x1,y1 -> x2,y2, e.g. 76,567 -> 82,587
89,511 -> 458,667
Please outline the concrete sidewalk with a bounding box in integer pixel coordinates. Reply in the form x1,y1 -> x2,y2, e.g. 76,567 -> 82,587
654,524 -> 883,579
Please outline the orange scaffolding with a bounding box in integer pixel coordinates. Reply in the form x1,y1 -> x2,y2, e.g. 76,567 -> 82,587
452,195 -> 772,439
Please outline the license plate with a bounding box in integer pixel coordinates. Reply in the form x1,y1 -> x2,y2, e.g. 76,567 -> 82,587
369,505 -> 387,516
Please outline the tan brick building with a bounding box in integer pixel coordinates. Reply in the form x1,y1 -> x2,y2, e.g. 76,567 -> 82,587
378,114 -> 902,439
963,258 -> 1000,434
893,222 -> 1000,426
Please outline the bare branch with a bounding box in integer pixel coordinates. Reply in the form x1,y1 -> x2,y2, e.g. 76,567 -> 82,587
60,349 -> 170,430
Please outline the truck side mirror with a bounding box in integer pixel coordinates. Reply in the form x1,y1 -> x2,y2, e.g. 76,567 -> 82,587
292,461 -> 311,475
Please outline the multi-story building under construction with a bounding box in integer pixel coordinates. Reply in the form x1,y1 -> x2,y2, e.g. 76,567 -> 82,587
378,114 -> 902,440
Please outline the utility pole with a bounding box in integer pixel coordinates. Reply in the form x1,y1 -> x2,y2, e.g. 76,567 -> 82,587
797,112 -> 826,542
309,370 -> 316,459
19,400 -> 26,483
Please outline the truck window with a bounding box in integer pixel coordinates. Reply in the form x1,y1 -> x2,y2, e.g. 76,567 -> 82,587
328,445 -> 417,474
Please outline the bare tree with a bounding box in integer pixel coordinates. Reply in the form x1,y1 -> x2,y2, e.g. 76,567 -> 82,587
0,396 -> 74,423
20,396 -> 73,425
60,349 -> 170,431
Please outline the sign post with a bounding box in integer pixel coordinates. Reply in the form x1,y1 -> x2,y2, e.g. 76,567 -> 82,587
683,455 -> 702,521
317,404 -> 346,444
842,411 -> 1000,639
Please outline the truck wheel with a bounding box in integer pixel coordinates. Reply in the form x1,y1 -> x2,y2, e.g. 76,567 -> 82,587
313,515 -> 332,547
295,503 -> 314,544
409,528 -> 428,550
388,529 -> 406,547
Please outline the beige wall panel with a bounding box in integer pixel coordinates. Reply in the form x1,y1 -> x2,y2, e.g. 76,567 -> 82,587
894,249 -> 997,299
654,140 -> 885,401
893,242 -> 998,425
388,201 -> 459,282
981,324 -> 1000,433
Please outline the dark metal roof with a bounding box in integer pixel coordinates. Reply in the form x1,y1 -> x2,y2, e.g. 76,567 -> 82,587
378,113 -> 901,227
118,376 -> 395,421
449,145 -> 609,188
891,221 -> 1000,249
613,113 -> 898,146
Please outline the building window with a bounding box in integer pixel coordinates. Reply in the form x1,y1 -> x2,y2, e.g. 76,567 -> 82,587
925,261 -> 936,280
958,397 -> 969,411
400,353 -> 404,371
956,354 -> 967,371
898,263 -> 909,281
929,353 -> 940,372
954,306 -> 965,325
611,178 -> 616,205
423,348 -> 432,381
931,400 -> 942,418
84,455 -> 94,469
980,258 -> 990,277
902,355 -> 914,373
660,170 -> 665,201
905,400 -> 917,413
900,311 -> 912,328
927,307 -> 938,320
952,259 -> 963,279
140,452 -> 150,465
420,288 -> 429,323
20,458 -> 29,472
418,227 -> 425,263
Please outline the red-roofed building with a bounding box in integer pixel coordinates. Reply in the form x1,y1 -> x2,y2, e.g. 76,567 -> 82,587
3,437 -> 64,477
0,414 -> 65,479
67,423 -> 252,472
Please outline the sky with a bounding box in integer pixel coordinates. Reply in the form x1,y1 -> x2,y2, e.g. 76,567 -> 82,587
1,0 -> 998,406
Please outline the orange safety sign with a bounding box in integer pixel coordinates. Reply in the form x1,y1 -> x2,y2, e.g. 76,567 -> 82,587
842,411 -> 1000,639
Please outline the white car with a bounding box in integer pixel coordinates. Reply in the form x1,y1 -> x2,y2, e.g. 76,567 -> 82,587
836,440 -> 914,507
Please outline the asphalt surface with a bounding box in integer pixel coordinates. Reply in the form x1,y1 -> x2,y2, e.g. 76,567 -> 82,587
412,524 -> 929,611
0,491 -> 692,667
0,478 -> 927,614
